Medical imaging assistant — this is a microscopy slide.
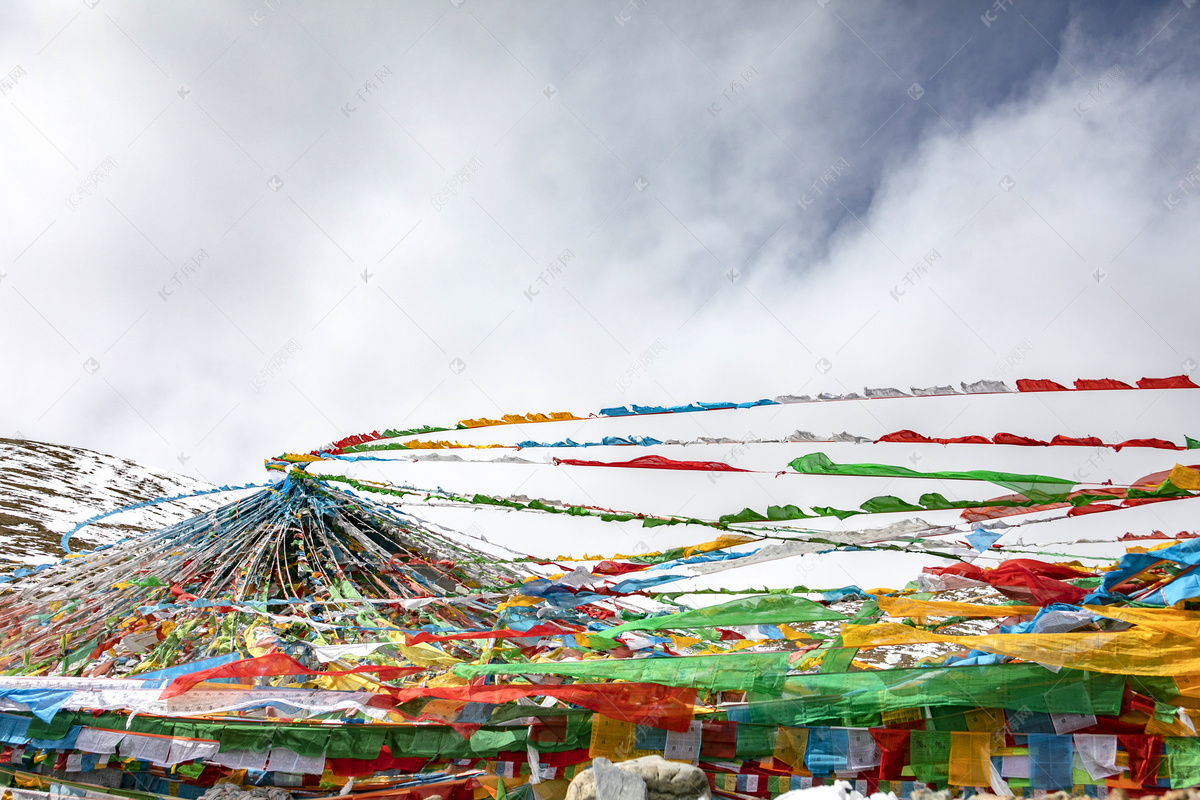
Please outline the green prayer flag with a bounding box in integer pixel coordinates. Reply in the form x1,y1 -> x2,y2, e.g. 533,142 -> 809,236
596,594 -> 845,640
909,731 -> 951,785
748,664 -> 1124,726
735,724 -> 776,757
789,452 -> 1074,502
273,726 -> 330,758
718,508 -> 767,525
454,651 -> 792,695
859,496 -> 924,514
327,726 -> 385,760
810,506 -> 861,520
470,728 -> 526,756
1167,738 -> 1200,788
24,711 -> 77,741
219,723 -> 275,754
719,505 -> 814,525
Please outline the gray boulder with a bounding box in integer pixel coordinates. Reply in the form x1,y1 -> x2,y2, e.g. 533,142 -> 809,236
566,755 -> 710,800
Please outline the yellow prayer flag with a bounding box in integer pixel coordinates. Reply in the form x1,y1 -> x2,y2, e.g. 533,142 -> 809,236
948,731 -> 992,787
878,595 -> 1039,620
773,727 -> 811,775
965,707 -> 1007,734
589,715 -> 635,760
1169,464 -> 1200,490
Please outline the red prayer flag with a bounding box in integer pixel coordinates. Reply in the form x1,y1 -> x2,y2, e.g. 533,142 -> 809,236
876,430 -> 938,444
553,455 -> 749,472
160,653 -> 423,699
592,560 -> 652,576
1118,735 -> 1162,786
1137,375 -> 1199,389
1113,438 -> 1183,451
870,729 -> 911,780
992,432 -> 1049,446
1068,503 -> 1120,516
1016,379 -> 1069,392
385,682 -> 696,732
1074,378 -> 1134,390
1049,435 -> 1105,447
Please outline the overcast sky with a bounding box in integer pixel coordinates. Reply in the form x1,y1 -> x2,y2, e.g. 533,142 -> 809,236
3,0 -> 1199,485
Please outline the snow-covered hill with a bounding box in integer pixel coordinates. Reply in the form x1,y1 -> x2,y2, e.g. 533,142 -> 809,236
0,438 -> 225,565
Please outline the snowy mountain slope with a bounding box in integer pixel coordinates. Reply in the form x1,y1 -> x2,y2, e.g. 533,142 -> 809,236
0,438 -> 225,564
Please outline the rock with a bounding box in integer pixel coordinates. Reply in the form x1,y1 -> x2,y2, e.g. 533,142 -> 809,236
198,786 -> 293,800
1161,791 -> 1200,800
566,756 -> 709,800
595,757 -> 647,800
777,780 -> 895,800
908,790 -> 952,800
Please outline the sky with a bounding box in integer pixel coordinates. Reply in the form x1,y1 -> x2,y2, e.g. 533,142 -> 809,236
2,0 -> 1199,486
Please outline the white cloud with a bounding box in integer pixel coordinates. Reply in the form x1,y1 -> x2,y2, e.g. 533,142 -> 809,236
1,0 -> 1196,489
